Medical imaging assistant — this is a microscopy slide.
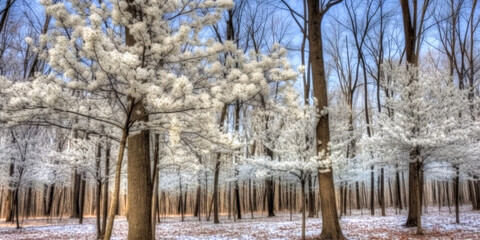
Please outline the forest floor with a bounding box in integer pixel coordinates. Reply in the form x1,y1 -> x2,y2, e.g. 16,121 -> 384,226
0,206 -> 479,239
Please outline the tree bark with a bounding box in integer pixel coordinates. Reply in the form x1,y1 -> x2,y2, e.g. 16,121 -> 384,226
103,126 -> 129,240
213,160 -> 221,224
307,0 -> 345,238
96,144 -> 102,239
454,167 -> 460,223
101,143 -> 110,238
126,106 -> 152,239
301,180 -> 306,240
381,168 -> 386,216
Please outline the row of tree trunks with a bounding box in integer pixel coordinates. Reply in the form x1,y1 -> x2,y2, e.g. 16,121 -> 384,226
4,176 -> 480,222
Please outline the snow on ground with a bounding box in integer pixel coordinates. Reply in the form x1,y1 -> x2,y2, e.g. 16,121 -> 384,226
0,207 -> 479,239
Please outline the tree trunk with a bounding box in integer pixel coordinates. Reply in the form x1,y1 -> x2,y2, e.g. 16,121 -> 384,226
96,144 -> 102,239
127,122 -> 152,239
234,182 -> 241,220
381,168 -> 386,216
307,0 -> 344,238
103,127 -> 128,240
101,143 -> 110,238
396,169 -> 402,210
213,160 -> 221,224
14,189 -> 19,229
301,180 -> 306,240
370,167 -> 374,215
151,134 -> 160,239
308,175 -> 316,218
405,150 -> 419,227
454,167 -> 460,224
356,181 -> 361,210
266,177 -> 275,217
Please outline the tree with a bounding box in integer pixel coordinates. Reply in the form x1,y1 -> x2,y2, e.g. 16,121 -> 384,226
306,0 -> 345,239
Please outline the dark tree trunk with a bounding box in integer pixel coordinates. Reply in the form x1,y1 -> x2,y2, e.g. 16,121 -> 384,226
79,175 -> 86,224
370,167 -> 375,215
307,175 -> 316,218
46,184 -> 55,216
266,177 -> 275,217
381,168 -> 386,216
454,167 -> 460,223
95,144 -> 102,239
405,150 -> 420,228
71,171 -> 81,218
213,160 -> 221,224
356,181 -> 361,210
301,180 -> 306,240
396,169 -> 403,210
101,143 -> 110,238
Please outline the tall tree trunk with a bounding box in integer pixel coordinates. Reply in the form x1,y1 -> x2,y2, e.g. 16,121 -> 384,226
356,181 -> 361,210
0,0 -> 13,34
396,168 -> 402,210
14,189 -> 19,229
95,144 -> 102,239
405,151 -> 420,227
307,0 -> 345,238
103,125 -> 129,240
301,180 -> 306,240
46,184 -> 55,216
213,105 -> 227,224
5,163 -> 14,222
79,174 -> 86,224
454,166 -> 460,224
399,0 -> 430,233
72,171 -> 81,218
307,175 -> 316,217
126,112 -> 152,239
151,134 -> 160,239
381,168 -> 386,216
213,160 -> 221,224
101,143 -> 110,238
123,2 -> 153,237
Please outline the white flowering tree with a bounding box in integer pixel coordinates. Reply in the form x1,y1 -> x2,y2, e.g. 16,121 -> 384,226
0,0 -> 298,239
368,64 -> 476,231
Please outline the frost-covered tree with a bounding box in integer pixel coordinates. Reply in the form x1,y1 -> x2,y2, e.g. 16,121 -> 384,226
0,0 -> 297,238
368,64 -> 475,232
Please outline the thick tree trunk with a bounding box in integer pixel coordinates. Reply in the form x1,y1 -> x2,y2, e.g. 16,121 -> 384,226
71,171 -> 81,218
266,177 -> 275,217
415,162 -> 423,235
46,184 -> 55,216
127,119 -> 152,239
194,186 -> 201,218
405,155 -> 419,227
307,0 -> 344,238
